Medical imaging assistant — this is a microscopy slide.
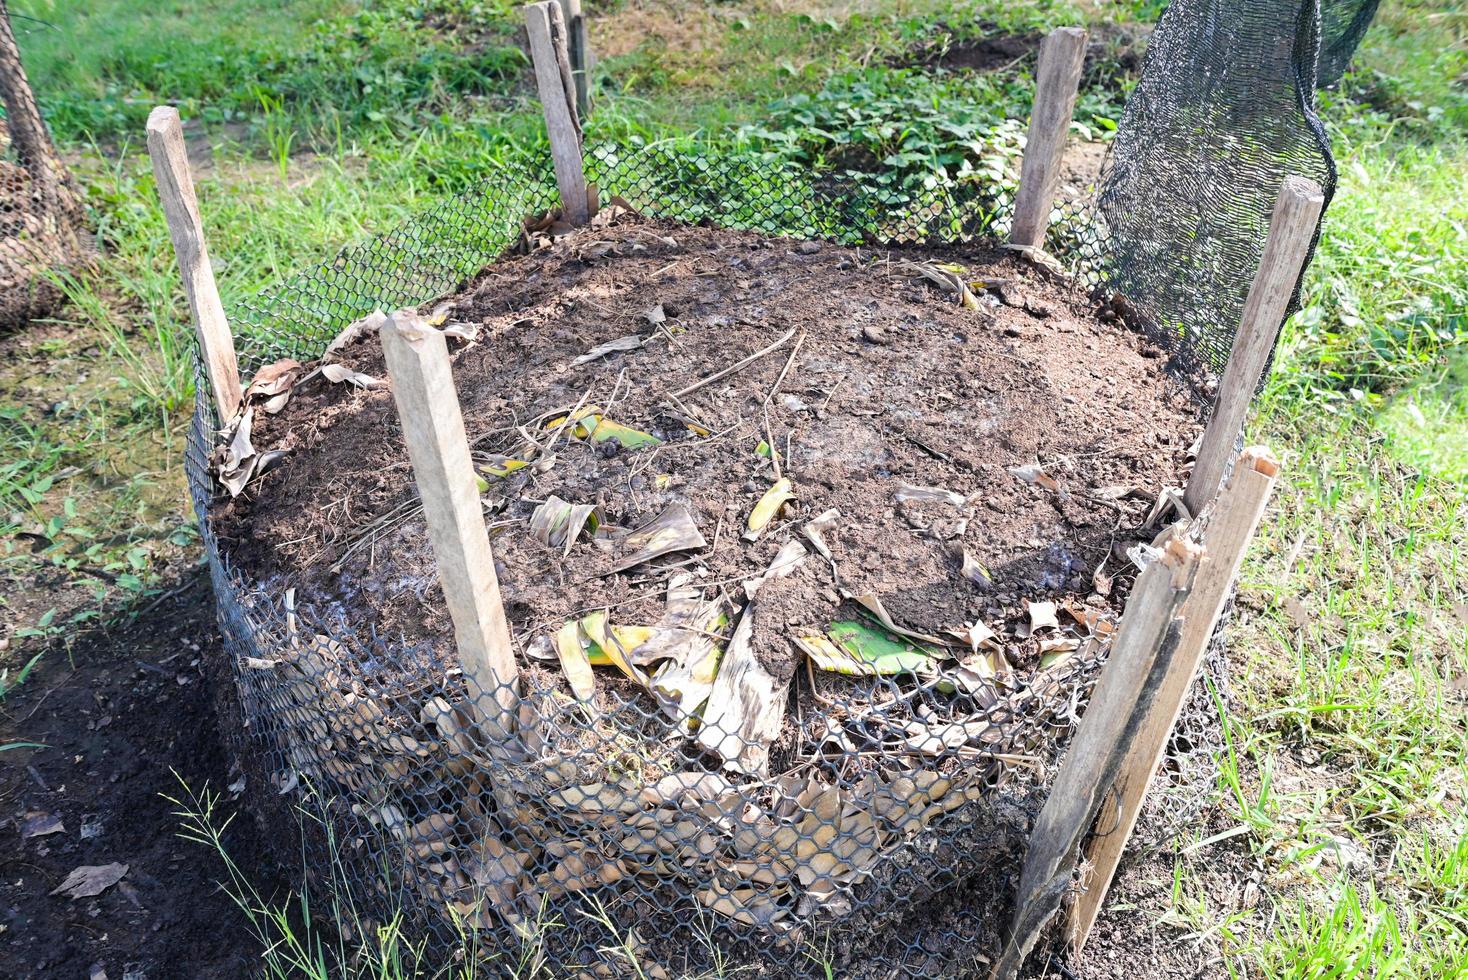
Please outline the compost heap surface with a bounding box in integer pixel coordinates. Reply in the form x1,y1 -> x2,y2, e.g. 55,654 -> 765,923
211,213 -> 1205,964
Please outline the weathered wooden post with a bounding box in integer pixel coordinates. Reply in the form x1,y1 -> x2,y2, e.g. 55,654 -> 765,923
993,533 -> 1203,979
1009,26 -> 1089,251
524,0 -> 590,225
379,311 -> 520,742
554,0 -> 592,119
1070,447 -> 1281,949
146,106 -> 242,422
1184,176 -> 1324,513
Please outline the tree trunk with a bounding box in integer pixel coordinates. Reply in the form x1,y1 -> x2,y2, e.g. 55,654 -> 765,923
0,0 -> 89,327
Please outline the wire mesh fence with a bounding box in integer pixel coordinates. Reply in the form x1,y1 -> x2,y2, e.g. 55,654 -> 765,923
0,8 -> 92,330
183,0 -> 1371,970
189,134 -> 1235,978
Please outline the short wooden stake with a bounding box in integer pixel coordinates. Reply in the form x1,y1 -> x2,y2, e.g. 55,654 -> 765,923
380,312 -> 519,741
1070,447 -> 1280,951
146,106 -> 242,422
555,0 -> 592,119
525,1 -> 589,225
993,534 -> 1203,980
1010,26 -> 1088,250
1184,176 -> 1324,514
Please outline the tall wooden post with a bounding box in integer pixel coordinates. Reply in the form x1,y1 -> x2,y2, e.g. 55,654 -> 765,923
525,1 -> 589,225
1070,447 -> 1280,950
555,0 -> 592,119
1184,176 -> 1323,514
380,312 -> 520,742
993,534 -> 1203,980
1010,27 -> 1088,250
146,106 -> 243,422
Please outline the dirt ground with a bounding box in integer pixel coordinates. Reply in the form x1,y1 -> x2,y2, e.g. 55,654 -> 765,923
0,574 -> 271,980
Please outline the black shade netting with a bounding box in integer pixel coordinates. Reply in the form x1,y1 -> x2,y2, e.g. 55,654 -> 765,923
1094,0 -> 1338,375
1318,0 -> 1383,86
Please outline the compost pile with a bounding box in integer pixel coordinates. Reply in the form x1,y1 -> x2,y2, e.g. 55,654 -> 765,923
210,209 -> 1205,972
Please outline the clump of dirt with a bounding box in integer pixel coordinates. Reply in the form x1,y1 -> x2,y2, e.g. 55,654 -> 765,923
215,213 -> 1199,732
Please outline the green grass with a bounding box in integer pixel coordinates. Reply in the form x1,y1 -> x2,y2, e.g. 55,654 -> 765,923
2,0 -> 1465,975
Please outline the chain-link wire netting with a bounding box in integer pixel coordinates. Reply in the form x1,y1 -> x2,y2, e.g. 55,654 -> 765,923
180,0 -> 1371,973
0,9 -> 92,330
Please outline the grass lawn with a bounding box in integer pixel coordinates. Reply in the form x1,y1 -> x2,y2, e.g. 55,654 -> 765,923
2,0 -> 1463,976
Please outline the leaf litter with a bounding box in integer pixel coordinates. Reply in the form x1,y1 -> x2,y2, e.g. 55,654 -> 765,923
212,214 -> 1205,946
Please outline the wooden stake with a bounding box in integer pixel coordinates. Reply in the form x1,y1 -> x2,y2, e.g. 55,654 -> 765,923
1184,177 -> 1324,514
1010,26 -> 1088,250
1070,447 -> 1280,951
555,0 -> 592,119
992,534 -> 1202,980
146,106 -> 242,422
380,312 -> 519,741
525,1 -> 589,225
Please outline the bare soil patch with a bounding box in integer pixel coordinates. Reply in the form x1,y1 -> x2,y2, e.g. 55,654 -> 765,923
892,21 -> 1151,92
0,576 -> 267,980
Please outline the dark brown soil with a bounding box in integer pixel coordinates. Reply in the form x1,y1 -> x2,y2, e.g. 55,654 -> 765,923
215,215 -> 1201,756
0,575 -> 270,980
892,21 -> 1151,92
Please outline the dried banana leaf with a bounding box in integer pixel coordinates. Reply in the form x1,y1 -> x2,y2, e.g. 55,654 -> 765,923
608,503 -> 707,573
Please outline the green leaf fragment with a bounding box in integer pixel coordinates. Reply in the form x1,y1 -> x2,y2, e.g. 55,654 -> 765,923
797,619 -> 936,676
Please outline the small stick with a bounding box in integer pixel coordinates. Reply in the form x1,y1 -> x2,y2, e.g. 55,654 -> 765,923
763,331 -> 806,408
993,534 -> 1203,980
1009,27 -> 1088,250
524,1 -> 589,224
1070,447 -> 1280,951
818,377 -> 845,413
146,106 -> 242,422
1183,176 -> 1324,513
763,405 -> 782,481
671,328 -> 797,399
537,383 -> 595,460
379,312 -> 520,742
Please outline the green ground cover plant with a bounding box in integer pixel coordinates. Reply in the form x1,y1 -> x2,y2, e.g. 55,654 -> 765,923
2,0 -> 1462,975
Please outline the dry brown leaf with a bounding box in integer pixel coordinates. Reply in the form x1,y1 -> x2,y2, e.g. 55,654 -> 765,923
20,811 -> 64,839
530,495 -> 601,556
571,334 -> 643,366
324,309 -> 386,358
609,503 -> 707,573
1024,600 -> 1059,636
51,862 -> 128,899
319,362 -> 384,389
853,594 -> 946,646
894,482 -> 967,508
1007,462 -> 1059,492
217,407 -> 258,497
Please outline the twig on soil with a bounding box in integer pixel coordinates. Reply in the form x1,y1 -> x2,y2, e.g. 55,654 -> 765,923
818,377 -> 845,413
763,406 -> 782,481
664,391 -> 707,430
670,328 -> 796,399
762,331 -> 806,407
540,382 -> 597,460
